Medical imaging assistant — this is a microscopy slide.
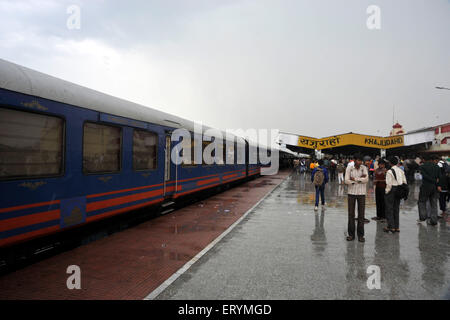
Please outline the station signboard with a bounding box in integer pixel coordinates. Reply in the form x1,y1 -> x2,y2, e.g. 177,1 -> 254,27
297,133 -> 404,150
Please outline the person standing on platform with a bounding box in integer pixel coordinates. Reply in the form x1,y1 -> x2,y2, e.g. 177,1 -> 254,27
323,158 -> 330,171
345,154 -> 369,242
417,155 -> 440,226
293,158 -> 300,174
306,158 -> 311,175
311,159 -> 329,211
299,158 -> 307,177
446,157 -> 450,203
405,157 -> 419,184
337,160 -> 346,185
369,159 -> 375,179
372,159 -> 387,222
437,160 -> 448,218
330,158 -> 337,182
384,157 -> 407,233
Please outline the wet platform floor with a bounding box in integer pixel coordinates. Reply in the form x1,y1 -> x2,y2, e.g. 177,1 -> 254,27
156,173 -> 450,300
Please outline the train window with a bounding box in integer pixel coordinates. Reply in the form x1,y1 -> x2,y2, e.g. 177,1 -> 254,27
83,122 -> 121,174
221,139 -> 228,165
201,137 -> 224,165
225,141 -> 235,165
237,141 -> 246,164
223,140 -> 227,164
181,134 -> 198,166
217,140 -> 225,165
0,108 -> 64,179
133,130 -> 157,171
202,140 -> 209,165
202,138 -> 217,165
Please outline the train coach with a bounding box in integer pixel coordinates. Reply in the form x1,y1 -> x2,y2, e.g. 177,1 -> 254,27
0,59 -> 268,258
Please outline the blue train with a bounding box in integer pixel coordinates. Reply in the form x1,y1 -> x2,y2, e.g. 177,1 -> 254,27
0,59 -> 267,251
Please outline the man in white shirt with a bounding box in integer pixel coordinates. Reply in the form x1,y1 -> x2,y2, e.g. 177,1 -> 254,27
345,154 -> 369,242
384,156 -> 408,233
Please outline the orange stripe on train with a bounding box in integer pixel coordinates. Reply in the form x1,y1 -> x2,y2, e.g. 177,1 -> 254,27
225,176 -> 245,183
87,182 -> 165,199
223,174 -> 238,180
174,183 -> 222,198
196,178 -> 220,186
86,189 -> 164,212
165,185 -> 182,193
0,200 -> 60,214
0,225 -> 61,247
86,198 -> 163,223
0,210 -> 60,233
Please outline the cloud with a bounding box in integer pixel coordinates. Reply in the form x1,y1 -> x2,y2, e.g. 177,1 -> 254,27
0,0 -> 449,137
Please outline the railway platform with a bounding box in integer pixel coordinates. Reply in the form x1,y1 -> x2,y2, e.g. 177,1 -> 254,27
1,171 -> 449,300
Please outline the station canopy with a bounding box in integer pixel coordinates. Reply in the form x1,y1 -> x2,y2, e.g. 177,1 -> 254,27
278,130 -> 435,157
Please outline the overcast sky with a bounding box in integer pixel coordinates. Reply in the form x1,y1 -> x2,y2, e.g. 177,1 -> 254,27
0,0 -> 449,138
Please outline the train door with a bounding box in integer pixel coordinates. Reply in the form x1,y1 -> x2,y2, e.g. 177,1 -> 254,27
245,140 -> 249,176
163,134 -> 172,196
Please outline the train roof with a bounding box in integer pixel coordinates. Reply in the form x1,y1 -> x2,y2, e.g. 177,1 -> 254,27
0,58 -> 244,144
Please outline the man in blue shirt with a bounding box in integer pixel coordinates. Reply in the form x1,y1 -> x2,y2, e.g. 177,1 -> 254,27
311,159 -> 329,211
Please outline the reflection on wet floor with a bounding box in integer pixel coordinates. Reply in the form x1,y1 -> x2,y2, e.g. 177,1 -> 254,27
157,172 -> 450,300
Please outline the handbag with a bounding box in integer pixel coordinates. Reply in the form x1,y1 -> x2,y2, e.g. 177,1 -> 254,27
414,171 -> 422,181
391,169 -> 409,200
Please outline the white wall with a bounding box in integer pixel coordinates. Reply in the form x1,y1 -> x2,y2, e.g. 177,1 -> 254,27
404,130 -> 435,146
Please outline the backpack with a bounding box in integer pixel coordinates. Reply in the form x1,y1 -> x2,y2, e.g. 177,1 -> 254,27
313,168 -> 325,186
390,169 -> 409,200
438,161 -> 450,182
444,161 -> 450,174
